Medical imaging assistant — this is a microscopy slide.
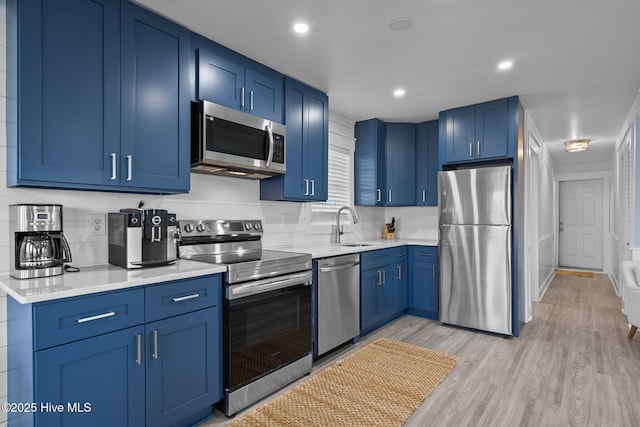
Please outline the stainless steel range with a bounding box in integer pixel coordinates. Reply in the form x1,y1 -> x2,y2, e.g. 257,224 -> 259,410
178,219 -> 312,416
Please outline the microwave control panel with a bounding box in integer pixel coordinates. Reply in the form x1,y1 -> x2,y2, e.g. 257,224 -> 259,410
273,134 -> 285,164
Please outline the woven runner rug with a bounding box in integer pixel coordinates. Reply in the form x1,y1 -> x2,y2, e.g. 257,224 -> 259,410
229,338 -> 459,427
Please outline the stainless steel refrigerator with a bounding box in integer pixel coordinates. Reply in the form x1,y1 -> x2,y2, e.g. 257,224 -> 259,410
438,165 -> 512,336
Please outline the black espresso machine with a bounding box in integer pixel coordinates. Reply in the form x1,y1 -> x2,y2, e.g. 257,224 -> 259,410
108,209 -> 178,268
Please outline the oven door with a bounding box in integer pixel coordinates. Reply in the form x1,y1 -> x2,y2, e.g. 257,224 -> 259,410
224,271 -> 312,392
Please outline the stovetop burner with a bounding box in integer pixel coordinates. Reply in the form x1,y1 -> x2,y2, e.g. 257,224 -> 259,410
177,220 -> 311,284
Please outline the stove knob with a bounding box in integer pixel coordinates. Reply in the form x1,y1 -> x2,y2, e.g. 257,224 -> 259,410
245,222 -> 253,230
183,224 -> 194,233
196,223 -> 206,232
254,222 -> 261,230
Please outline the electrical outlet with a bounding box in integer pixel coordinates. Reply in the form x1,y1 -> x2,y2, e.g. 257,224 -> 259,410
88,214 -> 106,237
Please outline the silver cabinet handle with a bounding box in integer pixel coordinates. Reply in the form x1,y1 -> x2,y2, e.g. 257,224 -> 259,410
76,311 -> 116,323
304,179 -> 310,196
382,270 -> 386,284
419,253 -> 433,257
319,261 -> 360,273
469,142 -> 473,157
397,265 -> 402,279
376,189 -> 381,202
432,264 -> 436,279
171,293 -> 200,302
377,270 -> 383,285
477,141 -> 481,156
241,87 -> 245,109
110,153 -> 117,180
250,90 -> 254,111
388,190 -> 392,203
126,155 -> 133,181
135,333 -> 142,365
310,179 -> 315,196
265,123 -> 274,167
422,190 -> 426,203
398,252 -> 406,257
152,329 -> 159,360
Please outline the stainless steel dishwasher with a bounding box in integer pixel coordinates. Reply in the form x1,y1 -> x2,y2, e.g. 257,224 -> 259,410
315,253 -> 360,356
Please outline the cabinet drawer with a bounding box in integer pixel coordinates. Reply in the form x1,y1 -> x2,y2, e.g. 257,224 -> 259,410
34,289 -> 145,350
145,275 -> 221,322
410,246 -> 438,262
360,247 -> 405,271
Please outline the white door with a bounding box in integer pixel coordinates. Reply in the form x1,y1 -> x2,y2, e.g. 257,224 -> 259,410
559,179 -> 604,269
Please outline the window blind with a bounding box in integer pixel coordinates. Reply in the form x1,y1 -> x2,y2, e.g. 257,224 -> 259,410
311,145 -> 352,216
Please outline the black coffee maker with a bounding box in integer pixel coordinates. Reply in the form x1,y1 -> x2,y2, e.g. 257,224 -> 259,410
10,204 -> 73,279
108,208 -> 178,268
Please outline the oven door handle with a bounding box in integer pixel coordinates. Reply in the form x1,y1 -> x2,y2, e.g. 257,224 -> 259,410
227,271 -> 312,300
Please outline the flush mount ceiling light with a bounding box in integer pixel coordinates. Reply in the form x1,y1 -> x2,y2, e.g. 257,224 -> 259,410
393,88 -> 406,97
564,139 -> 590,153
293,22 -> 309,34
389,17 -> 412,31
497,60 -> 514,70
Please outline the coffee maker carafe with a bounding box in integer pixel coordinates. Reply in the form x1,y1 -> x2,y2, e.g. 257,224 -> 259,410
10,204 -> 73,279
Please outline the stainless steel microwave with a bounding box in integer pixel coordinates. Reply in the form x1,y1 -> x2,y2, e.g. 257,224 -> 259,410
191,100 -> 286,179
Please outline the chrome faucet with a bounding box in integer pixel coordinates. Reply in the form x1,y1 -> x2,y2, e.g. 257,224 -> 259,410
333,206 -> 359,244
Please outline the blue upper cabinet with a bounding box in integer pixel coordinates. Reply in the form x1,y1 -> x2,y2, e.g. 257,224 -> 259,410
355,120 -> 416,206
416,120 -> 439,206
385,123 -> 416,206
439,96 -> 517,165
121,1 -> 191,193
260,77 -> 328,201
354,119 -> 386,206
196,44 -> 284,123
7,0 -> 121,189
7,0 -> 191,193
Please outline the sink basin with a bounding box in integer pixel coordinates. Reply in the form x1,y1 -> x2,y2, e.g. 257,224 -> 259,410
341,243 -> 374,247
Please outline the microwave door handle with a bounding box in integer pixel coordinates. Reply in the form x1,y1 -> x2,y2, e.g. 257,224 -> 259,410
265,123 -> 274,167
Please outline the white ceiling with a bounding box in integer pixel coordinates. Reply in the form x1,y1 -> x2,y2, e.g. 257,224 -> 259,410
135,0 -> 640,168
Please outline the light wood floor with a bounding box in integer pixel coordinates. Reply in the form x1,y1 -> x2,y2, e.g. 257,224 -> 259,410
200,273 -> 640,426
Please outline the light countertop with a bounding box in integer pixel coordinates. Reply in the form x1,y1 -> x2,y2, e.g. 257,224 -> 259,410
0,260 -> 227,304
0,239 -> 437,304
268,238 -> 438,259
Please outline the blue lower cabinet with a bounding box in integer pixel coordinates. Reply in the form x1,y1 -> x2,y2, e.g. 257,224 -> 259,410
8,275 -> 222,427
408,246 -> 439,319
35,325 -> 146,427
146,308 -> 220,427
360,248 -> 408,333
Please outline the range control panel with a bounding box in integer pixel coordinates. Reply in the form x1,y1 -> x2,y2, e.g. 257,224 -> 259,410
178,219 -> 263,237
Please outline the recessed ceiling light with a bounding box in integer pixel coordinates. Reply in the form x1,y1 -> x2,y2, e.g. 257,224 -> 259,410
389,17 -> 412,31
293,22 -> 309,34
498,60 -> 514,70
393,88 -> 406,97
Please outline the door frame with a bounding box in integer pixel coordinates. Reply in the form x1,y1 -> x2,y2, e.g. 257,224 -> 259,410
554,172 -> 611,273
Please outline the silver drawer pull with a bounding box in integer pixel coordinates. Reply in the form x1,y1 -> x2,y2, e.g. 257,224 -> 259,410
419,253 -> 433,257
136,333 -> 142,365
152,329 -> 159,360
76,311 -> 116,323
171,293 -> 200,302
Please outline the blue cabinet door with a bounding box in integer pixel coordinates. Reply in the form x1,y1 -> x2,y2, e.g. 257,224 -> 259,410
306,87 -> 329,201
10,0 -> 120,188
245,67 -> 284,123
475,98 -> 509,159
391,262 -> 408,313
360,269 -> 380,331
416,120 -> 439,206
444,105 -> 476,163
260,77 -> 328,201
354,119 -> 386,206
35,326 -> 145,427
196,47 -> 244,111
385,123 -> 416,206
409,260 -> 439,318
146,307 -> 220,427
120,2 -> 191,192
